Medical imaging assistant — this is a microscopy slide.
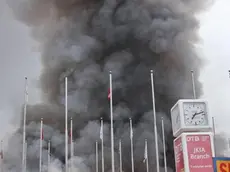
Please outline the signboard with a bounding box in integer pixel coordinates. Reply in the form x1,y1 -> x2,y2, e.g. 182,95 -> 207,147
213,157 -> 230,172
174,136 -> 184,172
186,134 -> 213,172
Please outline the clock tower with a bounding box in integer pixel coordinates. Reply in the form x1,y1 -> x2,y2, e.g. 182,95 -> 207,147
171,99 -> 214,172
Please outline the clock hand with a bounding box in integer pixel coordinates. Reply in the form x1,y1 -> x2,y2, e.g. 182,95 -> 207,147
191,111 -> 204,120
191,113 -> 197,120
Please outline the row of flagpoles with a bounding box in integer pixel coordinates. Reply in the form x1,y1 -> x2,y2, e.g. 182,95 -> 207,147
19,70 -> 166,172
97,116 -> 168,172
0,69 -> 225,172
97,70 -> 167,172
37,118 -> 74,172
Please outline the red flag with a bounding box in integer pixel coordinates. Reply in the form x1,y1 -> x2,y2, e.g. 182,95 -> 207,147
69,129 -> 72,144
108,88 -> 111,99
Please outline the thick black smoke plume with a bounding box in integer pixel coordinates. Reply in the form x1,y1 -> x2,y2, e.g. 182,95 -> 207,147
4,0 -> 209,171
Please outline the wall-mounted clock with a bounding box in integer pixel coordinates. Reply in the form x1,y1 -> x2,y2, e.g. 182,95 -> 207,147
171,99 -> 212,137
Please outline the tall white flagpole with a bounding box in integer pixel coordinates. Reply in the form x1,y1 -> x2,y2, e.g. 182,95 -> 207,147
119,139 -> 122,172
161,117 -> 167,172
96,141 -> 98,172
25,141 -> 27,172
48,140 -> 50,172
144,139 -> 149,172
70,117 -> 74,172
191,70 -> 196,99
129,118 -> 134,172
100,118 -> 104,172
22,77 -> 28,172
39,118 -> 43,172
109,71 -> 115,172
65,77 -> 68,172
150,70 -> 160,172
212,117 -> 216,155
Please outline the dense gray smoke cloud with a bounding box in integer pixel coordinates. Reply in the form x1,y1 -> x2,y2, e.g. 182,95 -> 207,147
4,0 -> 209,171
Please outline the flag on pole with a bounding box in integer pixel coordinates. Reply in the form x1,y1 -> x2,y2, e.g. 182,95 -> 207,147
143,142 -> 147,163
41,129 -> 44,140
69,128 -> 72,144
100,118 -> 103,140
130,118 -> 133,139
108,88 -> 111,99
40,119 -> 44,140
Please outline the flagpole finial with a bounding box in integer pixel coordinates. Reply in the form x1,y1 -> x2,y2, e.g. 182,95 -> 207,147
101,117 -> 103,120
191,70 -> 194,73
25,77 -> 27,80
150,70 -> 153,73
129,117 -> 132,120
145,138 -> 147,141
41,118 -> 43,120
71,117 -> 72,120
161,117 -> 163,120
109,71 -> 112,74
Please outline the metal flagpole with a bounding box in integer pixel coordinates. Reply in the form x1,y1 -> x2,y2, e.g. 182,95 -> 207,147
39,118 -> 43,172
109,71 -> 115,172
65,77 -> 68,172
70,117 -> 73,172
212,117 -> 216,155
129,118 -> 134,172
22,77 -> 28,172
228,138 -> 230,150
161,117 -> 167,172
25,141 -> 27,172
1,140 -> 3,172
191,70 -> 196,99
96,141 -> 98,172
100,118 -> 104,172
119,139 -> 122,172
48,140 -> 50,172
144,139 -> 149,172
150,70 -> 160,172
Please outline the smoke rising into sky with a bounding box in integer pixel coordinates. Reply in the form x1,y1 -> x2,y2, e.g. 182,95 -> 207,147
2,0 -> 230,171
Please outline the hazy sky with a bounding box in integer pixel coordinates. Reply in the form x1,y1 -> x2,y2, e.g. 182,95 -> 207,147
0,0 -> 230,139
199,0 -> 230,133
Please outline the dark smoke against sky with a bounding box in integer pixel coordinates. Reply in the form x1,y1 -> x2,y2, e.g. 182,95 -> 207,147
3,0 -> 211,171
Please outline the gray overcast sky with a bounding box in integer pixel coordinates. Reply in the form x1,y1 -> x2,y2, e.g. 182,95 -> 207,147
0,0 -> 230,139
199,0 -> 230,133
0,0 -> 41,139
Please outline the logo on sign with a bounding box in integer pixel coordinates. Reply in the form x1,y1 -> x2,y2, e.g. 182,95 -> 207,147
213,157 -> 230,172
186,135 -> 210,142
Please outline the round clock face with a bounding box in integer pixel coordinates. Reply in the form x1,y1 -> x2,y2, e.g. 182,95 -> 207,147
183,102 -> 207,126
